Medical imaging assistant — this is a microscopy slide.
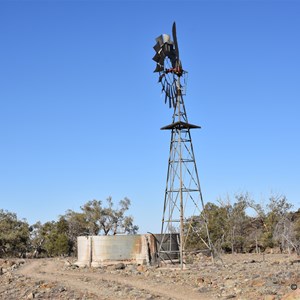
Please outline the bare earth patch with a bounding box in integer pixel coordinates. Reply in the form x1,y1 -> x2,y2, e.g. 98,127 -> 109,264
0,253 -> 300,299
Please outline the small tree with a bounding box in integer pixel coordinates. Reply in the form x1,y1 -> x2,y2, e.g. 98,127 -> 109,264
30,220 -> 72,257
263,194 -> 293,250
216,194 -> 251,253
0,209 -> 30,257
80,197 -> 138,235
62,211 -> 89,254
292,213 -> 300,255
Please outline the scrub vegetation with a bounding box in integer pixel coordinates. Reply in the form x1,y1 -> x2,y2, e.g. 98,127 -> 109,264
0,193 -> 299,258
186,193 -> 300,256
0,197 -> 138,258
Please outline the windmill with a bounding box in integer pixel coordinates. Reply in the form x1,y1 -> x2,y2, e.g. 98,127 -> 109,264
153,22 -> 212,268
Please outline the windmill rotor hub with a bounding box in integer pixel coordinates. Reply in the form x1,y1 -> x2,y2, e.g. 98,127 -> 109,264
165,66 -> 183,76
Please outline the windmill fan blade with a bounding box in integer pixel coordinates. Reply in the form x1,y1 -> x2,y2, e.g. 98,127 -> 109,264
169,85 -> 173,98
165,84 -> 170,106
154,64 -> 164,72
158,74 -> 164,83
167,85 -> 170,98
172,22 -> 180,60
158,55 -> 165,66
164,90 -> 168,104
152,52 -> 161,63
162,79 -> 166,92
171,87 -> 175,108
155,35 -> 164,46
153,42 -> 161,53
172,87 -> 176,107
172,97 -> 176,108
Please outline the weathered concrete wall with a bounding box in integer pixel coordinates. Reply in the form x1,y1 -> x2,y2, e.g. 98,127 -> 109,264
76,236 -> 92,267
76,234 -> 158,267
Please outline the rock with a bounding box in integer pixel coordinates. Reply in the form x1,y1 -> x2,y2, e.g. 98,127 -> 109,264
251,278 -> 265,287
58,286 -> 66,292
64,260 -> 72,267
34,280 -> 45,287
5,260 -> 16,267
124,286 -> 133,293
71,264 -> 79,269
0,267 -> 3,275
26,292 -> 35,299
196,277 -> 204,285
224,279 -> 236,288
197,287 -> 210,293
113,286 -> 121,292
271,277 -> 279,284
126,264 -> 136,272
225,294 -> 236,299
136,265 -> 148,273
18,259 -> 25,265
263,287 -> 278,295
114,263 -> 126,270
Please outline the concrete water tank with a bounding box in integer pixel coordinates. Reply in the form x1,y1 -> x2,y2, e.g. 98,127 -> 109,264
92,235 -> 146,264
75,234 -> 155,267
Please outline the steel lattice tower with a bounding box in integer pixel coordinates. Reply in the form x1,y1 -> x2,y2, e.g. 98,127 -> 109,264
153,23 -> 212,268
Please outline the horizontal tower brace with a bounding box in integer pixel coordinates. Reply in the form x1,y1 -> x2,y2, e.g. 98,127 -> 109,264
165,189 -> 199,192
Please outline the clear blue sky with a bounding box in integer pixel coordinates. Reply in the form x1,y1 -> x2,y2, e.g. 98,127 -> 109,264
0,0 -> 299,233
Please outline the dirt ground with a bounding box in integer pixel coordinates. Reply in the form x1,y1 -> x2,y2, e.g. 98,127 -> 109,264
0,253 -> 300,299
